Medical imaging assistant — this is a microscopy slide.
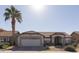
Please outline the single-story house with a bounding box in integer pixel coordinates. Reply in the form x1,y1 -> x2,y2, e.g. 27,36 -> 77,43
17,31 -> 72,47
0,28 -> 73,48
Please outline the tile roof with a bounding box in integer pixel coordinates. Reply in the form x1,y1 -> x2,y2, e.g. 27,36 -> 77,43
21,31 -> 71,37
40,32 -> 71,37
0,29 -> 6,32
71,31 -> 79,35
40,32 -> 55,37
0,31 -> 19,37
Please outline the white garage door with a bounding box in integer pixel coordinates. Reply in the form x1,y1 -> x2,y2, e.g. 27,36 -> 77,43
21,39 -> 41,46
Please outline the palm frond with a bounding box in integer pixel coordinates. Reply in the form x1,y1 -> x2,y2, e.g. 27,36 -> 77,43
17,19 -> 22,23
4,12 -> 10,21
4,12 -> 10,16
4,5 -> 22,23
5,16 -> 10,21
16,13 -> 22,23
11,5 -> 16,13
15,10 -> 20,13
5,8 -> 11,14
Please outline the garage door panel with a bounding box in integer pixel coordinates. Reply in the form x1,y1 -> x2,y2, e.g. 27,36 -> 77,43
21,39 -> 41,46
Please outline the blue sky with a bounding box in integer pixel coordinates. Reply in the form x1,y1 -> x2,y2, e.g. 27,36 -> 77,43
0,5 -> 79,33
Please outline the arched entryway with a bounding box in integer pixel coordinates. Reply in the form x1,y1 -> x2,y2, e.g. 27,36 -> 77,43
54,36 -> 63,47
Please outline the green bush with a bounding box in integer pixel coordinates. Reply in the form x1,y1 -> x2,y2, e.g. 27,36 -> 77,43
2,42 -> 10,49
71,39 -> 79,48
2,45 -> 9,49
4,42 -> 10,45
64,45 -> 77,52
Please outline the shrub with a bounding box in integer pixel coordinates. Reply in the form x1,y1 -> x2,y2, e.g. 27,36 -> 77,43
4,42 -> 10,46
72,43 -> 78,48
2,42 -> 10,49
64,45 -> 77,52
2,44 -> 9,49
71,39 -> 79,48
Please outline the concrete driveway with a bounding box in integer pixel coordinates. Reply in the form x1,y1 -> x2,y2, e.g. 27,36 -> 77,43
11,46 -> 47,51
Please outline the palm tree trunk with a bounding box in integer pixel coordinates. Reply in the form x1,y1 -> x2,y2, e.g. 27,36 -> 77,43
11,18 -> 16,45
12,18 -> 15,36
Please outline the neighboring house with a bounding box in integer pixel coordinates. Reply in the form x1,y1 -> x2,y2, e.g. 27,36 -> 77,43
17,31 -> 72,47
71,31 -> 79,43
0,29 -> 19,45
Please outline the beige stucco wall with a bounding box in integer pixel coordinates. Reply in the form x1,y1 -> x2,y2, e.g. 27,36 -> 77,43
44,37 -> 50,43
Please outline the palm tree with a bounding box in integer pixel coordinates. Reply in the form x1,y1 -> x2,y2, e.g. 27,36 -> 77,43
4,5 -> 22,36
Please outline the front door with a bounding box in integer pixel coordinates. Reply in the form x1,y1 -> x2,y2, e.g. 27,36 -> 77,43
54,36 -> 62,46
